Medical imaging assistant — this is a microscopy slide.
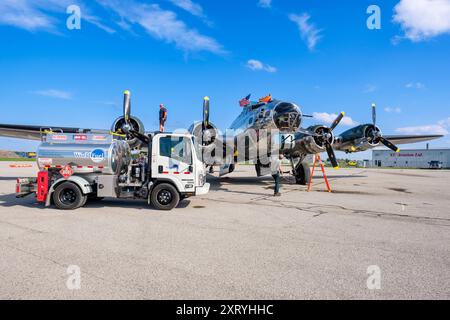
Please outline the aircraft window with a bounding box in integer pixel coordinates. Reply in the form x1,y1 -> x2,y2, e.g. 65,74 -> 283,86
275,103 -> 296,114
160,137 -> 192,165
274,103 -> 301,131
251,102 -> 266,110
258,109 -> 265,118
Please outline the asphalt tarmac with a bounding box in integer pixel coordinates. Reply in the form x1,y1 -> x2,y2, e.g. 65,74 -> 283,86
0,161 -> 449,299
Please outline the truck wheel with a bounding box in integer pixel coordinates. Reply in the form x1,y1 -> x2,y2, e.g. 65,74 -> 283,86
151,183 -> 180,211
53,182 -> 86,210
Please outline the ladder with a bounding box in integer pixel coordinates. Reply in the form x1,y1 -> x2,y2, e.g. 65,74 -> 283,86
307,154 -> 332,193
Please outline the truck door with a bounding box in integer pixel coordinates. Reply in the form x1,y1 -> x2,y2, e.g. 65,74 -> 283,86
153,136 -> 195,191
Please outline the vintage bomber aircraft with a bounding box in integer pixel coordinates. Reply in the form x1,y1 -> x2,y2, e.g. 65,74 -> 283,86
0,92 -> 443,185
189,96 -> 442,184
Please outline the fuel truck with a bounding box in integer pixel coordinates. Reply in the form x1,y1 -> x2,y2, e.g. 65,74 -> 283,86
15,91 -> 210,210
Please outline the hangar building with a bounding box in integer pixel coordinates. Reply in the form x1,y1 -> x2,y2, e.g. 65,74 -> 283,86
372,149 -> 450,169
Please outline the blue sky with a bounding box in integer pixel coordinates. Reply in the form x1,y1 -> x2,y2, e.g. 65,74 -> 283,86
1,0 -> 450,159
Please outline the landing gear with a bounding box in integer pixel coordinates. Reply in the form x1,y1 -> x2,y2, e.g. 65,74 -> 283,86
290,158 -> 311,185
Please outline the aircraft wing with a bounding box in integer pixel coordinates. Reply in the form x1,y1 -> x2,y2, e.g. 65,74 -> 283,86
381,134 -> 443,145
0,123 -> 109,140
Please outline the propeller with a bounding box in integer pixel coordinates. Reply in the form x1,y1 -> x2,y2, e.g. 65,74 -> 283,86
122,90 -> 132,134
372,102 -> 376,128
330,111 -> 345,131
369,103 -> 400,153
325,143 -> 338,169
203,96 -> 210,131
325,112 -> 345,169
378,136 -> 399,152
300,112 -> 345,169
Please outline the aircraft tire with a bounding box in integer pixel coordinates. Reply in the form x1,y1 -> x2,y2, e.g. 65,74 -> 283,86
295,162 -> 311,185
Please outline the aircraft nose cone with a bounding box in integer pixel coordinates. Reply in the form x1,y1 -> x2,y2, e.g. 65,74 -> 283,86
273,103 -> 302,132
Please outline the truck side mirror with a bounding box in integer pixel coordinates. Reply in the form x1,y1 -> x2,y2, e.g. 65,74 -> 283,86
188,165 -> 193,173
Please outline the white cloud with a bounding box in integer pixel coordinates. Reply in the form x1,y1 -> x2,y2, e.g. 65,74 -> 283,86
33,89 -> 72,100
313,112 -> 357,127
363,84 -> 377,93
384,107 -> 402,113
0,0 -> 223,54
246,59 -> 277,73
396,117 -> 450,135
396,125 -> 448,135
97,0 -> 226,55
438,117 -> 450,126
0,0 -> 113,33
393,0 -> 450,42
405,82 -> 425,89
84,13 -> 116,34
258,0 -> 272,8
168,0 -> 204,17
92,100 -> 120,108
0,0 -> 55,31
289,13 -> 323,51
168,0 -> 211,25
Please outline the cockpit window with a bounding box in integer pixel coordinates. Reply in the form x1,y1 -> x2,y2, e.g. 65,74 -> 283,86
273,103 -> 301,131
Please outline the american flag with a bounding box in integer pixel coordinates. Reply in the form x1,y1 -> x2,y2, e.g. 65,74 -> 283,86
239,94 -> 251,107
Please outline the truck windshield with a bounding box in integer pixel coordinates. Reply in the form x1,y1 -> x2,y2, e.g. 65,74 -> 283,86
160,136 -> 192,165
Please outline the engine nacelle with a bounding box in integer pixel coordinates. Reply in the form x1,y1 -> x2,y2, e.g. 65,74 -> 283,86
111,116 -> 145,149
335,124 -> 381,153
289,125 -> 334,156
189,121 -> 219,147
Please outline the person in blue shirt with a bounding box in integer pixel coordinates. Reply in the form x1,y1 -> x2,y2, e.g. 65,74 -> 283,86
159,104 -> 168,132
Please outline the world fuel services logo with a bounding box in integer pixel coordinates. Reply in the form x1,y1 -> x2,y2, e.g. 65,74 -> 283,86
90,149 -> 105,163
74,149 -> 105,163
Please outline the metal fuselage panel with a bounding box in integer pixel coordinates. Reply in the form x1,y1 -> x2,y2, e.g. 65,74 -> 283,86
226,100 -> 302,161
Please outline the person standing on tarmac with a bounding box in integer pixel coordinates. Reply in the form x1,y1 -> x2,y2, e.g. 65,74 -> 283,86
271,154 -> 283,197
159,104 -> 168,132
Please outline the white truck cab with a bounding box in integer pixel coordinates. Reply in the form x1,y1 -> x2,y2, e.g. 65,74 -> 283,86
151,133 -> 209,197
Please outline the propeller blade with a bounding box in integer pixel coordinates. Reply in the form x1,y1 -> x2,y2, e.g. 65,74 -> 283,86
123,90 -> 131,122
325,142 -> 339,169
330,112 -> 345,131
372,102 -> 376,127
297,128 -> 319,137
203,96 -> 210,129
129,129 -> 150,145
379,136 -> 400,153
